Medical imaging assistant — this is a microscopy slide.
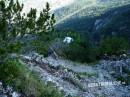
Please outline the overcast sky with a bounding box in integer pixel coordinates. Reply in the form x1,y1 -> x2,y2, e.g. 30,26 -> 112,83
20,0 -> 74,14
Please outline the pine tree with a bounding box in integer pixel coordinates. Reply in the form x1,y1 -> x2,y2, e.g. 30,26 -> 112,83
0,0 -> 56,63
36,2 -> 55,34
0,0 -> 55,40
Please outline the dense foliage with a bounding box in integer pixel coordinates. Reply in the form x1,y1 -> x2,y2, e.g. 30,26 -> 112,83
0,0 -> 55,62
63,37 -> 98,63
0,59 -> 63,97
95,5 -> 130,42
61,34 -> 129,63
0,0 -> 55,38
0,0 -> 63,97
99,37 -> 130,56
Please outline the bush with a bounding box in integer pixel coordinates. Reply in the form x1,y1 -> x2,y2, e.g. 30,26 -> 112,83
99,37 -> 130,56
16,73 -> 63,97
63,41 -> 98,63
0,59 -> 63,97
62,36 -> 130,62
31,40 -> 49,57
0,59 -> 21,84
6,42 -> 23,53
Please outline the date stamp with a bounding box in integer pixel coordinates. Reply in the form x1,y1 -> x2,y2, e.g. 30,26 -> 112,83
87,81 -> 126,87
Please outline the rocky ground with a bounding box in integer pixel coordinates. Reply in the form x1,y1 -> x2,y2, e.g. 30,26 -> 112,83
0,82 -> 22,97
17,52 -> 130,97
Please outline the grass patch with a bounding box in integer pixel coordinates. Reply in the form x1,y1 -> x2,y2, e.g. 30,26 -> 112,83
77,72 -> 97,78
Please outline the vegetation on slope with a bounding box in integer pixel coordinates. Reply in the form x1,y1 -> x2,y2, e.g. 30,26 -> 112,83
0,0 -> 63,97
0,59 -> 63,97
94,5 -> 130,42
62,36 -> 130,63
48,30 -> 130,63
0,0 -> 130,96
99,37 -> 130,56
55,0 -> 130,45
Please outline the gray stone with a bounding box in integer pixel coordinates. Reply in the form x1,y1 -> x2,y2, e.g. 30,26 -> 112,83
12,92 -> 20,97
0,95 -> 7,97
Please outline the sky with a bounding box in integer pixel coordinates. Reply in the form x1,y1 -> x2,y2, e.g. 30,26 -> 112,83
19,0 -> 75,14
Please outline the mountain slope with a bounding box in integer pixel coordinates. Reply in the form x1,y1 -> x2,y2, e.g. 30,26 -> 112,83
93,4 -> 130,41
55,0 -> 130,37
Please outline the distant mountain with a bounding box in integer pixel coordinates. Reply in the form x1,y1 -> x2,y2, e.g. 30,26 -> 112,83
55,0 -> 129,20
54,0 -> 130,28
54,0 -> 130,41
19,0 -> 130,41
93,4 -> 130,41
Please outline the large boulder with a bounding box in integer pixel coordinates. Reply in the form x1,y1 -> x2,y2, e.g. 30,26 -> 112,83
63,37 -> 74,44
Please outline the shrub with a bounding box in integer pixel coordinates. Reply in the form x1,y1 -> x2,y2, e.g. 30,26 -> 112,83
31,40 -> 49,57
6,42 -> 23,53
0,59 -> 21,84
0,59 -> 63,97
99,37 -> 130,56
63,41 -> 98,63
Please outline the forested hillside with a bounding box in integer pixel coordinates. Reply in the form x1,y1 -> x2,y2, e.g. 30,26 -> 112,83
55,0 -> 130,40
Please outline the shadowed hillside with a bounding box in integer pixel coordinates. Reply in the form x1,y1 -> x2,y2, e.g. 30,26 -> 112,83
55,4 -> 130,42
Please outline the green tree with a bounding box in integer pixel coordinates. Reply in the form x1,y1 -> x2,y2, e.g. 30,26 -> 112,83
36,2 -> 55,34
0,0 -> 55,63
0,0 -> 55,39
